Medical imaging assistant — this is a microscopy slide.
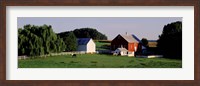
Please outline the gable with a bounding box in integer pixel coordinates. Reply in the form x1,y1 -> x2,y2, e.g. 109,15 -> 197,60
112,35 -> 128,44
86,39 -> 95,46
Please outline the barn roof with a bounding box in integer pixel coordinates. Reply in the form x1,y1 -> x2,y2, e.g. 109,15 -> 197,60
120,34 -> 139,43
77,38 -> 91,45
132,34 -> 141,43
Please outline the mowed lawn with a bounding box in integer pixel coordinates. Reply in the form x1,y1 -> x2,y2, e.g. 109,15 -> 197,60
18,54 -> 182,68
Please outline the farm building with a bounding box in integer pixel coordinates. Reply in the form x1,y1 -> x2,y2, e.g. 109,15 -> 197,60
146,40 -> 158,55
111,34 -> 143,56
77,38 -> 96,53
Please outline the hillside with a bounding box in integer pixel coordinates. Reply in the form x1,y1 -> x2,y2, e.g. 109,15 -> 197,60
57,28 -> 107,40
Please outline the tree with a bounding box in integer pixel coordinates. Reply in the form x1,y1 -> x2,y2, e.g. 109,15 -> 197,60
55,37 -> 66,53
18,24 -> 66,57
72,28 -> 107,40
18,28 -> 27,55
63,32 -> 77,51
157,21 -> 182,59
29,34 -> 44,56
141,38 -> 148,47
58,28 -> 108,40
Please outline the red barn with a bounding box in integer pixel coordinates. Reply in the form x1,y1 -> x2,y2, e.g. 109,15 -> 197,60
111,34 -> 141,52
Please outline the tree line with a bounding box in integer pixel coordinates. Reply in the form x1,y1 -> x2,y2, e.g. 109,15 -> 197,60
18,25 -> 107,56
58,28 -> 107,40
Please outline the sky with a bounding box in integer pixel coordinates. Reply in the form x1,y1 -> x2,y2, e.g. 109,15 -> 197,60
18,17 -> 182,40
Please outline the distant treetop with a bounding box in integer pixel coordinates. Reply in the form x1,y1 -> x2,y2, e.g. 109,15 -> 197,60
58,27 -> 108,40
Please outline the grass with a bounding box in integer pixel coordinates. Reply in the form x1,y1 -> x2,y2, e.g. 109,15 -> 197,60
95,40 -> 111,50
18,54 -> 182,68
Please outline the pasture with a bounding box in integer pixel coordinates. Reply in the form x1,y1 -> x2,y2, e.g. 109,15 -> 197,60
18,54 -> 182,68
95,40 -> 111,50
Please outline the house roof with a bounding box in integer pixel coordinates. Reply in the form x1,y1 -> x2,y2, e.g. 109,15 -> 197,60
77,38 -> 91,45
120,34 -> 139,43
116,48 -> 128,51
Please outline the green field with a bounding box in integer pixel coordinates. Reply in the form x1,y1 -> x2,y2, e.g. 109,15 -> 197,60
95,40 -> 111,50
18,54 -> 182,68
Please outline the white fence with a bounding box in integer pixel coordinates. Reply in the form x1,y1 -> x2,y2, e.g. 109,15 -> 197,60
18,55 -> 29,60
18,50 -> 114,60
18,51 -> 87,60
50,51 -> 87,56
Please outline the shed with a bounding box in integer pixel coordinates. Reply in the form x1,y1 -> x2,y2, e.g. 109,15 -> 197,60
77,38 -> 96,53
113,48 -> 128,56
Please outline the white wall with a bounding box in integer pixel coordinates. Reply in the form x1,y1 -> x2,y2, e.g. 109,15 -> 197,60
86,39 -> 96,53
120,51 -> 127,56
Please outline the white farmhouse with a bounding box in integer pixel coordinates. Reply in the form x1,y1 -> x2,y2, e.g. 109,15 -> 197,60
77,38 -> 96,53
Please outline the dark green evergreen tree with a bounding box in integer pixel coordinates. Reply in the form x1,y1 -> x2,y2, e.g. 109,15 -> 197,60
63,32 -> 77,51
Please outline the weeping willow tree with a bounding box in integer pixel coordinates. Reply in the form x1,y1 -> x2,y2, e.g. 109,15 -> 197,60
18,24 -> 66,56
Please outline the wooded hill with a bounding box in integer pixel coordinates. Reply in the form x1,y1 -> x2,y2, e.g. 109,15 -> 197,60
57,28 -> 107,40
